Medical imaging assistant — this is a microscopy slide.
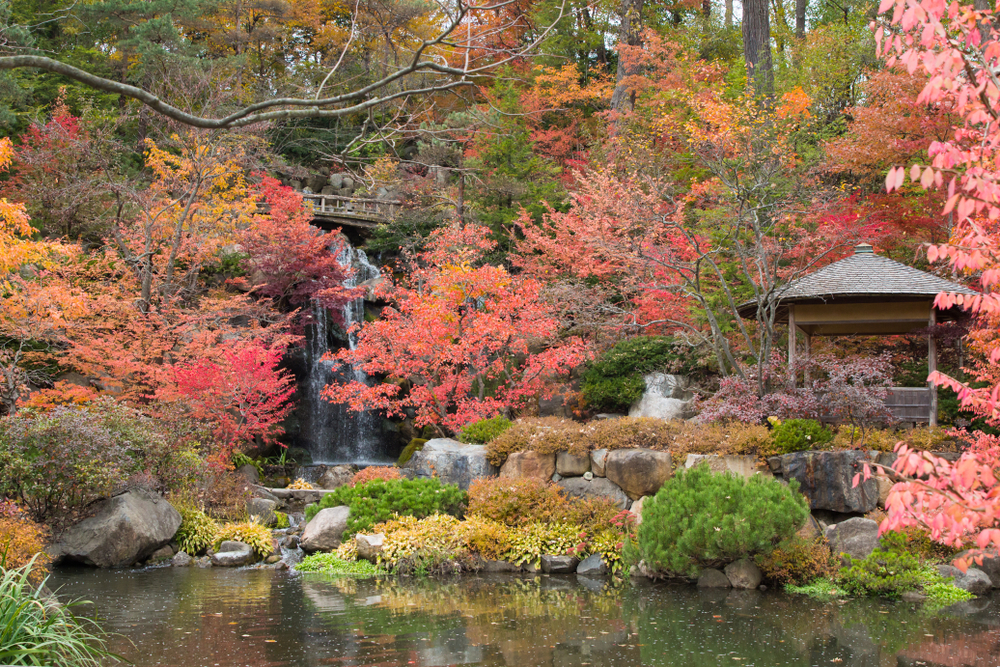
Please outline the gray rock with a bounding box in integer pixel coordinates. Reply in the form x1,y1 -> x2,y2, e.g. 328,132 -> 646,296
500,451 -> 556,482
281,535 -> 299,549
551,473 -> 563,482
50,490 -> 181,568
148,545 -> 174,563
955,548 -> 1000,587
697,568 -> 732,588
521,561 -> 542,574
767,456 -> 783,474
557,476 -> 630,509
355,533 -> 384,562
482,559 -> 518,573
628,373 -> 694,421
300,506 -> 350,552
317,465 -> 354,490
254,488 -> 280,504
796,515 -> 823,541
247,498 -> 277,526
236,463 -> 260,485
329,173 -> 344,189
211,541 -> 256,567
195,556 -> 212,568
591,449 -> 609,477
824,517 -> 880,561
403,438 -> 498,490
265,554 -> 282,564
724,559 -> 762,589
901,590 -> 927,602
605,448 -> 672,500
556,451 -> 590,476
685,454 -> 771,478
875,476 -> 894,509
780,450 -> 879,513
540,555 -> 579,574
938,564 -> 992,595
583,471 -> 594,481
576,553 -> 608,576
171,551 -> 193,567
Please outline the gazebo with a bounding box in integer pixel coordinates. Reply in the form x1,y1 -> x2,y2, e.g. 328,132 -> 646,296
738,243 -> 979,426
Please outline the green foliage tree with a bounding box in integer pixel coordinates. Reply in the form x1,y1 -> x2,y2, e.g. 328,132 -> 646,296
638,464 -> 809,576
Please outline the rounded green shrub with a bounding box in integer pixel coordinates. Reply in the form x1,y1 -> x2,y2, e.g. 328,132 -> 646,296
837,530 -> 925,598
174,507 -> 219,555
637,464 -> 809,576
304,478 -> 466,536
458,416 -> 512,444
770,419 -> 833,454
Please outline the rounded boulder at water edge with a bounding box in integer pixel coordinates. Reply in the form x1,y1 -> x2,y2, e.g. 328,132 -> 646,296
824,517 -> 880,561
317,465 -> 354,490
576,553 -> 608,576
500,451 -> 556,483
955,548 -> 1000,588
210,541 -> 256,567
48,489 -> 181,568
171,551 -> 193,567
697,568 -> 732,588
938,564 -> 993,596
540,555 -> 579,574
724,559 -> 763,589
300,506 -> 351,552
605,448 -> 672,500
557,476 -> 630,510
247,498 -> 277,526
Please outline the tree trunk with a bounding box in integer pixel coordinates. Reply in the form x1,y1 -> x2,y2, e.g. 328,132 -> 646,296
702,0 -> 711,18
610,0 -> 645,113
742,0 -> 773,97
725,0 -> 733,27
795,0 -> 807,38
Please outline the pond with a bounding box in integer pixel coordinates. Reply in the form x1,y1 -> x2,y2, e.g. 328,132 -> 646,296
49,567 -> 1000,667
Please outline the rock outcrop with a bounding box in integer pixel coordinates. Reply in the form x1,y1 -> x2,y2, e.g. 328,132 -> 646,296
211,541 -> 257,567
780,450 -> 878,513
824,517 -> 880,561
628,373 -> 694,421
403,438 -> 498,490
300,506 -> 351,553
605,448 -> 672,500
724,559 -> 762,589
557,476 -> 630,509
556,451 -> 590,477
50,490 -> 181,568
500,451 -> 557,483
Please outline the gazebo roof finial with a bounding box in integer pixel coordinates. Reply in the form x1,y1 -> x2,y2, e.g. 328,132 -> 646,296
854,242 -> 874,255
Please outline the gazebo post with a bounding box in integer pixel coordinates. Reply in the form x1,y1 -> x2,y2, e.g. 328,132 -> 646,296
928,308 -> 938,427
788,304 -> 797,388
803,333 -> 811,385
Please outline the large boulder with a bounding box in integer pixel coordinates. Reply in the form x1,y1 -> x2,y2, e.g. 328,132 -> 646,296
355,533 -> 384,562
576,554 -> 608,576
684,454 -> 771,478
724,559 -> 762,589
605,448 -> 672,500
211,541 -> 256,567
50,490 -> 181,568
403,438 -> 498,490
317,466 -> 354,490
557,476 -> 630,509
556,451 -> 590,477
541,555 -> 579,573
300,506 -> 350,553
628,373 -> 694,421
779,450 -> 878,513
824,517 -> 880,561
500,451 -> 556,483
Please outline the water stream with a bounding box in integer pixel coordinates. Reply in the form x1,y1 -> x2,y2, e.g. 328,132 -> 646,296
297,241 -> 395,465
50,567 -> 1000,667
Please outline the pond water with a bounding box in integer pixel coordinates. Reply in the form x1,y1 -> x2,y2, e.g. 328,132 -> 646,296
49,567 -> 1000,667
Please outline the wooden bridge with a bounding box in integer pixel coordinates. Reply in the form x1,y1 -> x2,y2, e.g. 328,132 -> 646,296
302,193 -> 401,229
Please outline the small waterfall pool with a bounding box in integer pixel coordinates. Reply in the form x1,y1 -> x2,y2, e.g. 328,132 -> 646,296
297,239 -> 397,465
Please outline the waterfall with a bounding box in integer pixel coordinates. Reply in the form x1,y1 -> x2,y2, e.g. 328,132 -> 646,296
298,240 -> 395,465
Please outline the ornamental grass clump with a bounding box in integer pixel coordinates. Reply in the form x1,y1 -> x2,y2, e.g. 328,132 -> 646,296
305,478 -> 466,536
638,464 -> 809,577
0,558 -> 115,667
174,507 -> 219,555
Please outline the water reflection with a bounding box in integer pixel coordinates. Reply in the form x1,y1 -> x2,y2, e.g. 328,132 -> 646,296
47,567 -> 1000,667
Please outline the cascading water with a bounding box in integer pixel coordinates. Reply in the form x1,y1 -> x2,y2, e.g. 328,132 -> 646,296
297,240 -> 395,465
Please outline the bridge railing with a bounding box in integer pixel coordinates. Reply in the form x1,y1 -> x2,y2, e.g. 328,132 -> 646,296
302,193 -> 402,221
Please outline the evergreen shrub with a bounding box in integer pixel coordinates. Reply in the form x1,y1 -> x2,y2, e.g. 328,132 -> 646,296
305,478 -> 466,536
637,464 -> 809,576
581,336 -> 702,412
837,531 -> 926,598
755,536 -> 836,586
770,419 -> 833,454
459,416 -> 512,444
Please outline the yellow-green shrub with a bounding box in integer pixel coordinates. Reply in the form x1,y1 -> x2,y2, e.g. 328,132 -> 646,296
463,516 -> 514,561
174,507 -> 219,555
755,536 -> 836,586
467,477 -> 619,533
0,513 -> 49,578
375,514 -> 471,573
503,522 -> 584,567
214,521 -> 273,557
